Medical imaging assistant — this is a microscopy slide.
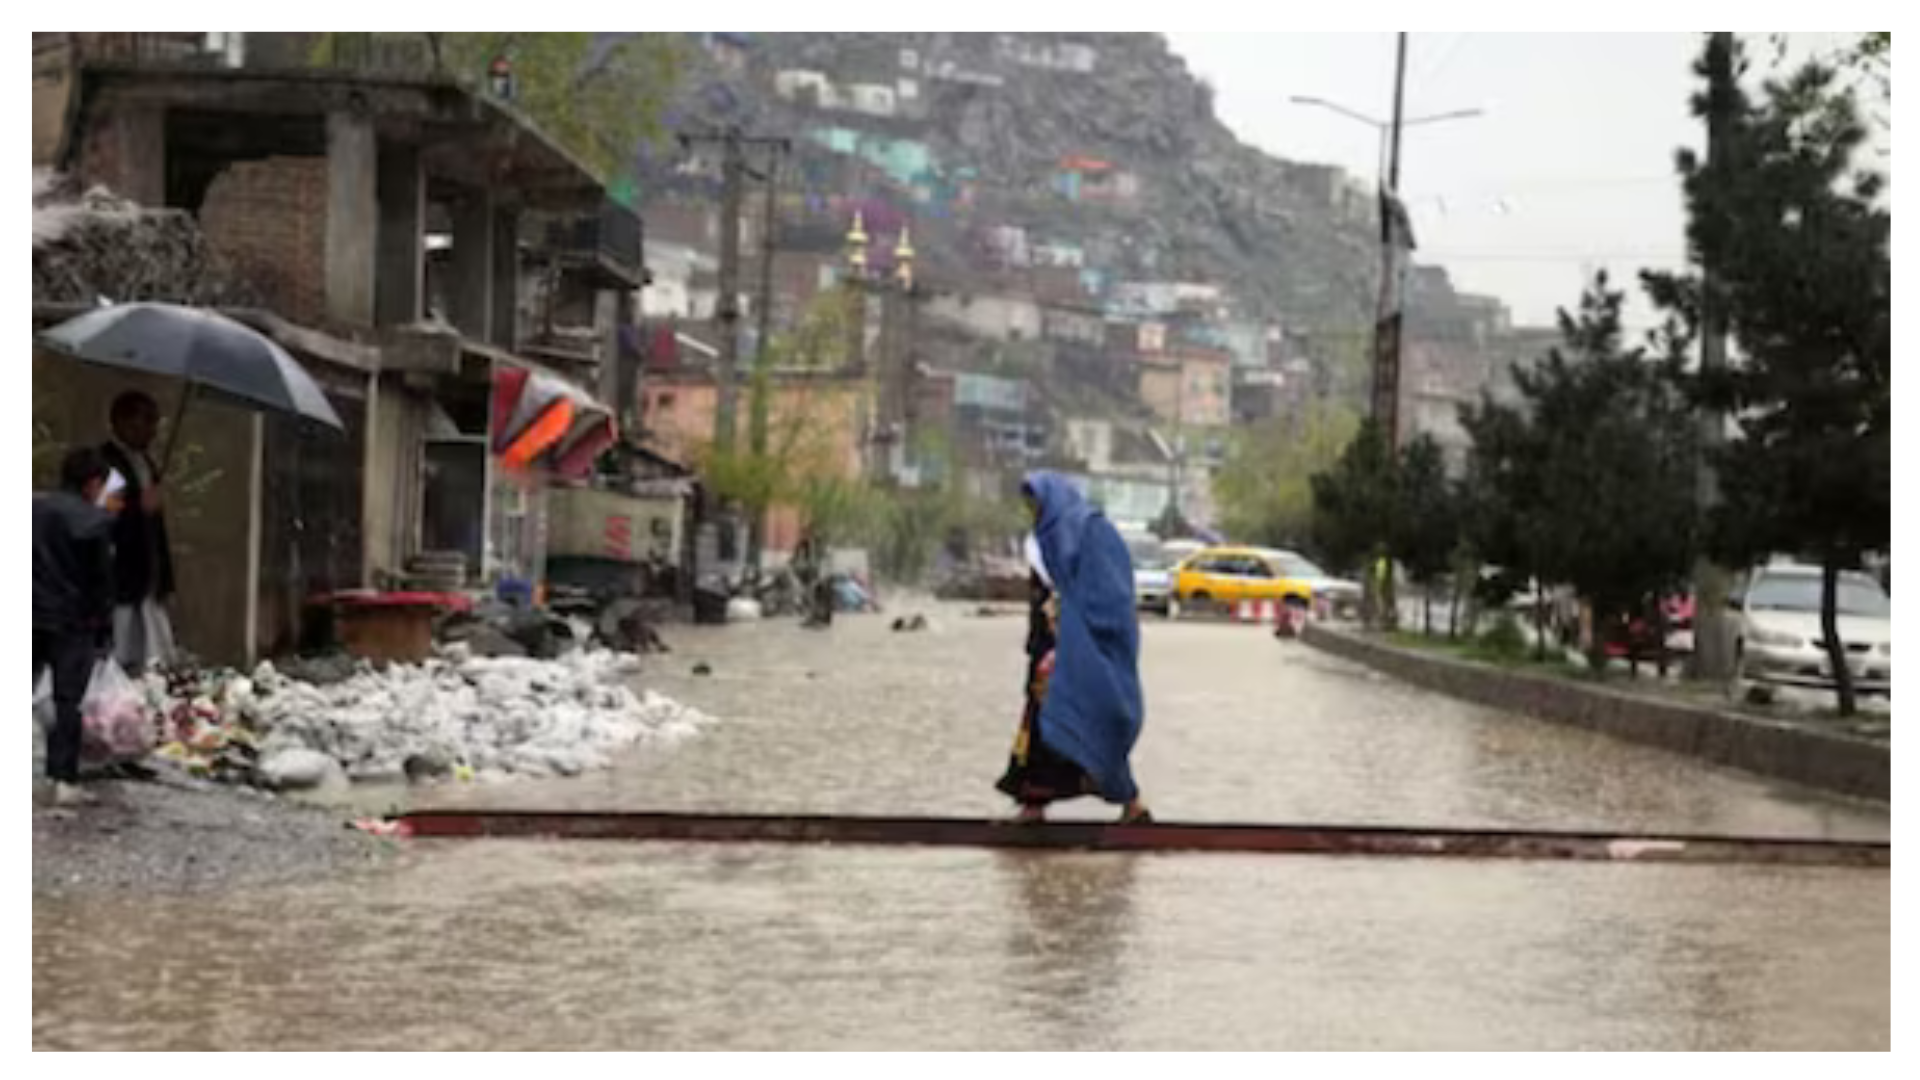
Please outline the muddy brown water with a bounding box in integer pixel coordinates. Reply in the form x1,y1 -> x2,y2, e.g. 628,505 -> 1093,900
34,613 -> 1889,1049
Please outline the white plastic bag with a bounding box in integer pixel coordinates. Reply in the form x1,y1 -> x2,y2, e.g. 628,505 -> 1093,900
33,670 -> 53,731
32,671 -> 51,776
112,600 -> 177,672
79,657 -> 153,764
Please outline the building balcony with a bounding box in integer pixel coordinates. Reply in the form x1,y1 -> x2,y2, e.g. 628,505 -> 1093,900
535,199 -> 645,290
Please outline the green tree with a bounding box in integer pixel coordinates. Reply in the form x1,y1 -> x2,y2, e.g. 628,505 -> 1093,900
1309,417 -> 1398,625
705,291 -> 863,568
1646,37 -> 1890,714
309,32 -> 682,191
1390,434 -> 1459,636
1462,276 -> 1700,672
1214,400 -> 1360,548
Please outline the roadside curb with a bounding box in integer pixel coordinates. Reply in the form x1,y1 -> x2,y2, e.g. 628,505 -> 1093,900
1300,623 -> 1890,802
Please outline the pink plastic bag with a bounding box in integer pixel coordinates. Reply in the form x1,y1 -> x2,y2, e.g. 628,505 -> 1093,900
79,658 -> 153,765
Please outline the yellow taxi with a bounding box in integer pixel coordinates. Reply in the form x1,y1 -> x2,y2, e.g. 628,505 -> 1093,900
1171,546 -> 1314,607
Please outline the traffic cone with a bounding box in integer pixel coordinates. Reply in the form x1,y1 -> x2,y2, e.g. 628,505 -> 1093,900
1274,606 -> 1301,638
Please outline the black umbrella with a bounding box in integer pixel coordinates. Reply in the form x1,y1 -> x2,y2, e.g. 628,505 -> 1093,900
38,302 -> 344,474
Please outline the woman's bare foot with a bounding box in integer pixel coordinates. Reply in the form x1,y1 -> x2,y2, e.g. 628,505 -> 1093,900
1118,799 -> 1153,825
1013,805 -> 1047,824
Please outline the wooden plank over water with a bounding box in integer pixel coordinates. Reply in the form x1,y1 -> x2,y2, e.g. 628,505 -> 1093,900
393,811 -> 1890,868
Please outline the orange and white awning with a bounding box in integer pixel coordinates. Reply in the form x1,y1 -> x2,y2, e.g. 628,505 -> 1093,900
490,363 -> 616,479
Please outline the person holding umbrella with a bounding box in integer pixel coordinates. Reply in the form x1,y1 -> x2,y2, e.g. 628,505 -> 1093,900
99,391 -> 177,671
39,302 -> 347,666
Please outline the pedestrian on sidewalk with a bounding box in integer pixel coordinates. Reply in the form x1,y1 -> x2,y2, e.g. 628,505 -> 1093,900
995,472 -> 1152,825
34,448 -> 120,806
99,391 -> 177,671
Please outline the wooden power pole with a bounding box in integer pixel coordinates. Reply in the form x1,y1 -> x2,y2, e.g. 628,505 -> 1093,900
678,126 -> 788,458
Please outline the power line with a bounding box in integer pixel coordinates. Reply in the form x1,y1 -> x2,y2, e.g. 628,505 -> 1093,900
1419,251 -> 1689,264
1404,175 -> 1675,201
1412,33 -> 1470,91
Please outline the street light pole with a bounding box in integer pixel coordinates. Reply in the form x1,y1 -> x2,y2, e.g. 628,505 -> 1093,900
1291,35 -> 1484,629
1285,87 -> 1482,451
1376,31 -> 1408,454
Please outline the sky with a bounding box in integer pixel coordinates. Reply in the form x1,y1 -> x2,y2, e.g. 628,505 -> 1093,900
1165,32 -> 1861,330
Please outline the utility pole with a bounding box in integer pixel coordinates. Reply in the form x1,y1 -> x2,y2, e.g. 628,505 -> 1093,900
745,138 -> 789,571
713,130 -> 743,456
747,140 -> 789,463
677,127 -> 788,458
1367,31 -> 1410,630
1372,30 -> 1409,452
1691,31 -> 1737,682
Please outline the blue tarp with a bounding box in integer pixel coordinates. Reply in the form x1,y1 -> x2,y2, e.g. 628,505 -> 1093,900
1024,471 -> 1143,804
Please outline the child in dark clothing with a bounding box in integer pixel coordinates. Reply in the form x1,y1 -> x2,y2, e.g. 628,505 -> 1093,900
33,448 -> 118,806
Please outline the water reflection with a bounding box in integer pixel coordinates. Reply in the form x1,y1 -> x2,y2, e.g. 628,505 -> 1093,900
996,852 -> 1140,1047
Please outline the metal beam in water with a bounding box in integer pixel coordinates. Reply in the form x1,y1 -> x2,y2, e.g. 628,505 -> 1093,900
390,811 -> 1889,868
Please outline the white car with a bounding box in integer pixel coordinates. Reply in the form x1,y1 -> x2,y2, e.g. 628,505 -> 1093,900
1125,534 -> 1174,614
1256,548 -> 1363,617
1733,563 -> 1891,696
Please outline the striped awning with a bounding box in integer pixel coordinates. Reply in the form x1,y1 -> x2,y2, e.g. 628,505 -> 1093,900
491,363 -> 615,480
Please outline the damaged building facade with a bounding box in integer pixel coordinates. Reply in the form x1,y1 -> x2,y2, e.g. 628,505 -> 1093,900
31,35 -> 647,665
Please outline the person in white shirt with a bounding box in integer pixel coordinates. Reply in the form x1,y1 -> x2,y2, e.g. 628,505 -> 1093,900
99,391 -> 177,671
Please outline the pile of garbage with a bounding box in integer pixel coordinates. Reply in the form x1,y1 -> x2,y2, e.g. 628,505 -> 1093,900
34,647 -> 713,792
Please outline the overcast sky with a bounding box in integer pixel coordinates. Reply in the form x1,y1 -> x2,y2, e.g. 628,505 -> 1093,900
1166,32 -> 1860,330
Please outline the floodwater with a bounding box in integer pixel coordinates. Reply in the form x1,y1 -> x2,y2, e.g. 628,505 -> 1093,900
33,612 -> 1890,1049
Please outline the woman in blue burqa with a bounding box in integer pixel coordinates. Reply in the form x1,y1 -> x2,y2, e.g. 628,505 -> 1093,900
996,472 -> 1153,824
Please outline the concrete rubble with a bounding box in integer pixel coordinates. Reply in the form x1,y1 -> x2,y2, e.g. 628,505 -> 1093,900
241,647 -> 713,784
31,646 -> 713,791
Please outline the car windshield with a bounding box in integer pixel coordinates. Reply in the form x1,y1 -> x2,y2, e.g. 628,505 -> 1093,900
1748,573 -> 1891,618
1271,553 -> 1329,579
1126,538 -> 1168,570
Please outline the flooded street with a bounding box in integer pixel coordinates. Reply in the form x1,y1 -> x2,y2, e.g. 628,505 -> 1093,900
35,611 -> 1890,1049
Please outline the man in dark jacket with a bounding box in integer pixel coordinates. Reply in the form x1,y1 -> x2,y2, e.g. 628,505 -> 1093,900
100,391 -> 177,669
34,447 -> 118,805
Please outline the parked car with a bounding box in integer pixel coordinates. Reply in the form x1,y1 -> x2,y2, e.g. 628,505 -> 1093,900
1171,546 -> 1314,610
1125,534 -> 1174,615
1732,563 -> 1891,696
1160,538 -> 1206,566
1256,548 -> 1363,617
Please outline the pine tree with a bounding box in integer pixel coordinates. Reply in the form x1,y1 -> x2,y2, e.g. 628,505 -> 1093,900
1463,276 -> 1700,673
1309,418 -> 1398,624
1391,434 -> 1458,636
1645,37 -> 1890,715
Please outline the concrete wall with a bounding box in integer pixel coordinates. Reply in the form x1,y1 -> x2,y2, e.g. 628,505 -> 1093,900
1137,362 -> 1181,426
32,44 -> 73,166
363,375 -> 431,583
1301,623 -> 1891,802
640,376 -> 869,553
1177,352 -> 1232,428
71,103 -> 165,206
926,294 -> 1043,343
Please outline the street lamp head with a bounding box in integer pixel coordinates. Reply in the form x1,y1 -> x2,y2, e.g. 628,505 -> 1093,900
1403,107 -> 1487,127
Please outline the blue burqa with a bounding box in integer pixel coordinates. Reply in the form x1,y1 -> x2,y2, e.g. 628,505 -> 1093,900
1024,472 -> 1143,804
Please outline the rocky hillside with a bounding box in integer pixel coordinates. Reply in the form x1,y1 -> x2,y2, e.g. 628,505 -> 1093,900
645,33 -> 1393,338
